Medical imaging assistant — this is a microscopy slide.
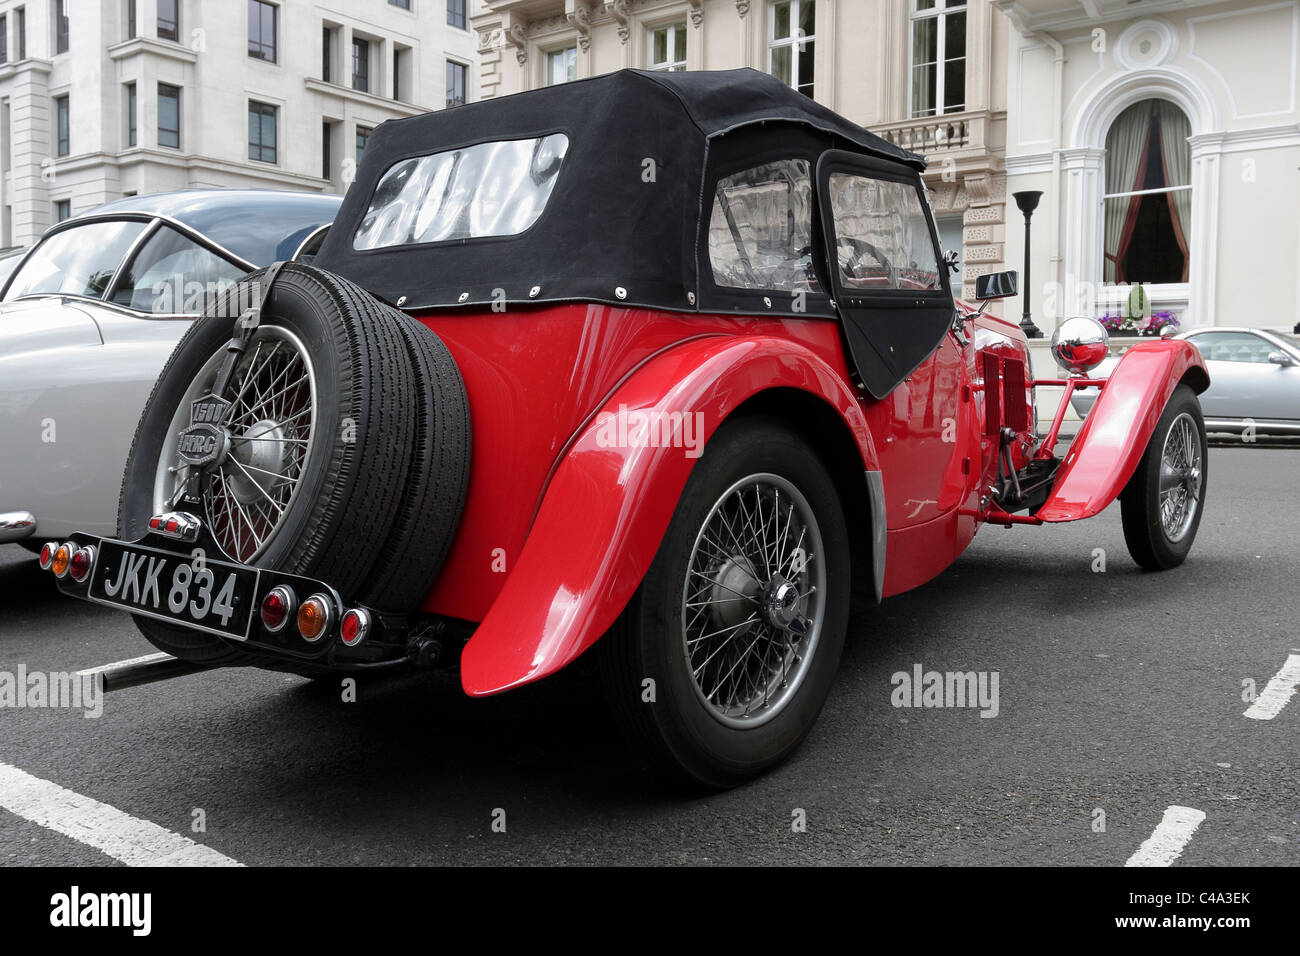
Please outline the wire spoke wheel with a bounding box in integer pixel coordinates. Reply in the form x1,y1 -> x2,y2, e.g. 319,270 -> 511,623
1157,411 -> 1202,543
681,473 -> 827,728
153,325 -> 317,562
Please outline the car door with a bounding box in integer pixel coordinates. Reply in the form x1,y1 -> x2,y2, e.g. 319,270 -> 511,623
1184,330 -> 1298,422
815,150 -> 963,527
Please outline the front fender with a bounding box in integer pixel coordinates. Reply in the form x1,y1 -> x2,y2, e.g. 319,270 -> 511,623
459,335 -> 880,697
1036,340 -> 1208,522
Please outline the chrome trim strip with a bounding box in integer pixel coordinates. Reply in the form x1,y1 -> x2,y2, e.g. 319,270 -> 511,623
0,511 -> 37,542
291,223 -> 331,261
865,470 -> 887,605
104,217 -> 164,306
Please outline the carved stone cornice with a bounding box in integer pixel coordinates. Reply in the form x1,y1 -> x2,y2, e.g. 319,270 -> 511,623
567,2 -> 595,51
688,0 -> 704,28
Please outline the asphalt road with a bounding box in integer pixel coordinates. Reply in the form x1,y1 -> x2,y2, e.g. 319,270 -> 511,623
1,444 -> 1297,866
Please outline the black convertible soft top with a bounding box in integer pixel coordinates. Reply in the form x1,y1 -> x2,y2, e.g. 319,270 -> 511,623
315,69 -> 925,317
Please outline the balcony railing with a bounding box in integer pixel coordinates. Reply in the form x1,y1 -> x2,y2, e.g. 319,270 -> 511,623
870,110 -> 998,156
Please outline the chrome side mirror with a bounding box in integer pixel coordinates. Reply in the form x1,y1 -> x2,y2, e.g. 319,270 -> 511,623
975,270 -> 1018,300
1268,351 -> 1295,367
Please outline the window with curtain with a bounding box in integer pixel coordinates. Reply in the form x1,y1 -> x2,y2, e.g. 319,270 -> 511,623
910,0 -> 966,118
1104,98 -> 1191,284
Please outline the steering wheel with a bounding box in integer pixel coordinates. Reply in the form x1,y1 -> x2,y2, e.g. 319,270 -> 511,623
837,235 -> 897,287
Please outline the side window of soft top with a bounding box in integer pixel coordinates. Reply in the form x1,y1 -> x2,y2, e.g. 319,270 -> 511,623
707,159 -> 819,294
826,173 -> 942,293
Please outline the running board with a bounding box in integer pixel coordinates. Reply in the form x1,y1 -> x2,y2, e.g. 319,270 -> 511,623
75,653 -> 209,693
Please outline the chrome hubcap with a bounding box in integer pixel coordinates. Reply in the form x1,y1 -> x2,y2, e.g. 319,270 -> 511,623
682,474 -> 826,728
1158,412 -> 1202,543
154,327 -> 317,562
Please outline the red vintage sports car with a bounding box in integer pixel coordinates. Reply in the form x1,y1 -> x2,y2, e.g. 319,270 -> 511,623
47,69 -> 1209,786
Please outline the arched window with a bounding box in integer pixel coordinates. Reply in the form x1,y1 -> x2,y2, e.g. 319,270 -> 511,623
1103,99 -> 1191,284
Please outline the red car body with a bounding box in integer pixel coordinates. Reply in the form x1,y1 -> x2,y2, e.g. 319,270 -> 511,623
412,302 -> 1205,697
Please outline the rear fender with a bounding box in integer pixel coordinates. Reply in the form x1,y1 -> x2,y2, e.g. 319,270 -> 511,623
459,335 -> 881,697
1036,340 -> 1208,522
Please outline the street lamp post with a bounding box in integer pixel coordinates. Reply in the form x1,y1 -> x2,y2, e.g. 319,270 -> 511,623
1013,190 -> 1044,339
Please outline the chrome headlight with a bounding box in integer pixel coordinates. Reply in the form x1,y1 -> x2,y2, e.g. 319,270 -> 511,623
1051,317 -> 1110,375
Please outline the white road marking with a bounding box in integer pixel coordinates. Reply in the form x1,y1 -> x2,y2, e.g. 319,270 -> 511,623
75,652 -> 174,678
1243,652 -> 1300,721
0,762 -> 242,866
1125,805 -> 1206,867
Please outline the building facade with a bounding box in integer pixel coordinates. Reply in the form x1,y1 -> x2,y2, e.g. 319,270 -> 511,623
0,0 -> 479,248
999,0 -> 1300,334
472,0 -> 1012,297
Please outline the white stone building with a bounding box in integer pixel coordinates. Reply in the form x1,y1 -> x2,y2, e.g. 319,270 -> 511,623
471,0 -> 1015,297
0,0 -> 480,248
999,0 -> 1300,334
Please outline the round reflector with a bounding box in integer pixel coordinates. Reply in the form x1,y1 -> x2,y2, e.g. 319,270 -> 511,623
339,608 -> 371,647
69,546 -> 95,583
297,595 -> 332,642
260,586 -> 295,633
39,541 -> 58,570
51,543 -> 74,578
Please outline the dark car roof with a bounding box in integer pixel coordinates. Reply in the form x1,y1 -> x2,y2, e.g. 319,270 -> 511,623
86,189 -> 342,266
316,69 -> 925,316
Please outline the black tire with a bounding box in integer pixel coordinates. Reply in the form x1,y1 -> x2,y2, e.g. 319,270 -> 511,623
116,264 -> 468,664
1120,384 -> 1207,571
359,306 -> 471,613
599,417 -> 851,788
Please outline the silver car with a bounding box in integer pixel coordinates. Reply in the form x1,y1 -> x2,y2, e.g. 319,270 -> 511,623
0,190 -> 340,548
1070,327 -> 1300,434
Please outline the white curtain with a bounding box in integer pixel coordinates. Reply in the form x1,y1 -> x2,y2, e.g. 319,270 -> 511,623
1157,101 -> 1192,280
1104,105 -> 1151,282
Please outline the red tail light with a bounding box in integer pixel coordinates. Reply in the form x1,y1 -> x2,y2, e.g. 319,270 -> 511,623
260,586 -> 295,633
339,608 -> 370,647
69,546 -> 96,583
38,541 -> 58,570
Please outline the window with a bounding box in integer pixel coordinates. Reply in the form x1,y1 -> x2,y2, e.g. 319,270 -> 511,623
16,7 -> 25,60
157,0 -> 178,41
55,0 -> 68,53
322,121 -> 332,179
54,199 -> 70,222
1,101 -> 9,172
769,0 -> 814,98
1,15 -> 8,63
649,22 -> 686,72
110,225 -> 245,313
707,160 -> 817,291
446,60 -> 466,108
248,1 -> 276,63
1187,331 -> 1280,364
158,83 -> 180,149
545,46 -> 576,86
827,173 -> 941,291
390,0 -> 410,8
447,0 -> 466,30
248,101 -> 277,164
126,83 -> 136,147
352,37 -> 369,92
322,25 -> 333,82
355,125 -> 371,165
4,219 -> 147,300
393,45 -> 405,101
353,133 -> 569,250
1104,99 -> 1191,285
910,1 -> 965,117
54,95 -> 68,156
126,0 -> 135,39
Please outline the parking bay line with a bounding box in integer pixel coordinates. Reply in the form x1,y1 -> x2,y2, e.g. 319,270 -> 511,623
1243,651 -> 1300,721
0,762 -> 242,866
1124,806 -> 1206,867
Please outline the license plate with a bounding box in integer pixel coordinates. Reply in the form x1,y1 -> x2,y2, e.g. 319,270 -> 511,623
88,540 -> 260,641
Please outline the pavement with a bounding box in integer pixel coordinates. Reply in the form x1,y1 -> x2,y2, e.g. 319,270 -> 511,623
1,444 -> 1296,866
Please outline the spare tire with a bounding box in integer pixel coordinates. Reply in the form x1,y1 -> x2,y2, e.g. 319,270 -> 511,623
116,263 -> 470,665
